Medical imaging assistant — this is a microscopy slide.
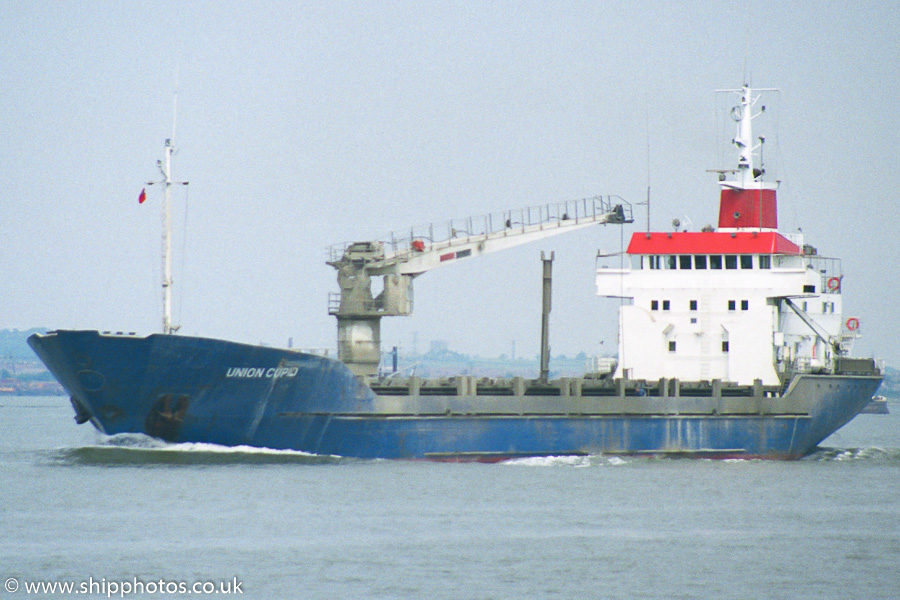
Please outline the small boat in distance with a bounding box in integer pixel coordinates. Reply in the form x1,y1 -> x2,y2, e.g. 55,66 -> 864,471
861,396 -> 889,415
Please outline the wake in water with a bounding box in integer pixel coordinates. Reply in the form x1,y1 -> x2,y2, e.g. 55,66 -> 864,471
43,434 -> 345,467
41,433 -> 900,468
503,447 -> 900,467
803,446 -> 900,463
503,455 -> 631,468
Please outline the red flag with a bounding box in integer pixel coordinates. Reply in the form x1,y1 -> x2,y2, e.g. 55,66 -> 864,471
138,188 -> 147,204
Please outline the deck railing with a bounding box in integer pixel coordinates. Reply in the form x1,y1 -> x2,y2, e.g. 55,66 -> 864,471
328,195 -> 631,263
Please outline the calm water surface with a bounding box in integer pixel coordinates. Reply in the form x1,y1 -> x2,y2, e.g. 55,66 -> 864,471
1,396 -> 898,599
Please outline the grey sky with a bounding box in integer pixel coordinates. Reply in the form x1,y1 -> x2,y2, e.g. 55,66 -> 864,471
2,1 -> 898,366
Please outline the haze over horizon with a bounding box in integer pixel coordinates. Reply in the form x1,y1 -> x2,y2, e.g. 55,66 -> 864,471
3,2 -> 897,367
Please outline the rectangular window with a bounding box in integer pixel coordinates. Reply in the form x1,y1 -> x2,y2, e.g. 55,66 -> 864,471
728,300 -> 736,311
725,255 -> 738,269
668,341 -> 676,352
740,255 -> 753,269
741,300 -> 749,311
690,300 -> 698,311
803,285 -> 815,293
679,255 -> 692,269
651,300 -> 659,311
666,255 -> 677,269
690,317 -> 698,324
662,300 -> 670,311
694,255 -> 707,269
710,255 -> 723,269
759,255 -> 771,269
722,341 -> 729,352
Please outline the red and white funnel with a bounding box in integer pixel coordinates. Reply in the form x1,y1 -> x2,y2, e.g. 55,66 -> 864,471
716,84 -> 779,231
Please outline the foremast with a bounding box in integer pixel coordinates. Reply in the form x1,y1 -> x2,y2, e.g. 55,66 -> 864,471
160,138 -> 176,335
147,100 -> 188,335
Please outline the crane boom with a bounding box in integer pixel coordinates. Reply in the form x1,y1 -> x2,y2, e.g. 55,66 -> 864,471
362,198 -> 627,276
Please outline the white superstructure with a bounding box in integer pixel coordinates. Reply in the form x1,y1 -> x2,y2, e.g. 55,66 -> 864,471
596,85 -> 859,386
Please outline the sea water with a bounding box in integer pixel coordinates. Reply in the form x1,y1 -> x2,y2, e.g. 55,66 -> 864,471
1,396 -> 898,600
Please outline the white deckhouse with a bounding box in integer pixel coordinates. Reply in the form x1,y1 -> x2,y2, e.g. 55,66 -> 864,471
596,85 -> 857,386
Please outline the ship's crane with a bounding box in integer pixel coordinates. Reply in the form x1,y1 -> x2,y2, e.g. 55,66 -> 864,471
327,195 -> 633,376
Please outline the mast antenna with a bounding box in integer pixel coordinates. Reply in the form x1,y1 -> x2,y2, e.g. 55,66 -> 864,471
172,67 -> 179,140
636,94 -> 651,233
645,105 -> 651,233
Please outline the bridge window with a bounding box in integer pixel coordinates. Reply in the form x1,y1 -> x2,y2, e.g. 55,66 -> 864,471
679,255 -> 692,269
710,255 -> 723,269
725,255 -> 738,269
666,255 -> 677,269
649,255 -> 662,269
740,255 -> 753,269
694,255 -> 707,269
759,255 -> 771,269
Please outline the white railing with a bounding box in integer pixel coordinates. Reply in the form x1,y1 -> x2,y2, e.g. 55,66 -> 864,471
328,195 -> 631,263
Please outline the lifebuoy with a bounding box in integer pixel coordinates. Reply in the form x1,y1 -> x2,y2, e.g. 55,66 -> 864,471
846,317 -> 859,331
827,277 -> 841,291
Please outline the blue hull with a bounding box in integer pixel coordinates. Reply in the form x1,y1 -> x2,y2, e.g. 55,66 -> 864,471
29,330 -> 882,460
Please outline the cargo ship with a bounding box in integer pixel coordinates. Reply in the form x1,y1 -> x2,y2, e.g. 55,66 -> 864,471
29,84 -> 883,460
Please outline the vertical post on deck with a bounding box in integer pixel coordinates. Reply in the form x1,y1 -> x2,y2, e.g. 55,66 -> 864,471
540,251 -> 554,383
